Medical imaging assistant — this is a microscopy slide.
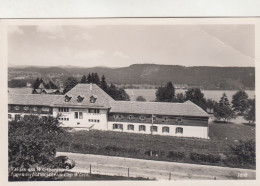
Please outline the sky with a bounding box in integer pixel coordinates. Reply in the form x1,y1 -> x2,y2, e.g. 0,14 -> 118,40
8,24 -> 255,67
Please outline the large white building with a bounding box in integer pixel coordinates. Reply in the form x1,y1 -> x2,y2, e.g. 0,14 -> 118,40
8,84 -> 209,139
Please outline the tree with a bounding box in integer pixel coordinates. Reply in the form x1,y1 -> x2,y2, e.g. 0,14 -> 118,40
232,90 -> 249,115
63,77 -> 78,94
8,115 -> 69,169
92,73 -> 100,86
100,75 -> 108,92
48,81 -> 58,89
136,96 -> 146,102
86,74 -> 92,83
33,78 -> 41,89
185,88 -> 207,110
174,93 -> 186,103
214,93 -> 236,122
155,82 -> 175,102
80,75 -> 87,84
206,99 -> 218,113
107,84 -> 130,101
244,98 -> 255,124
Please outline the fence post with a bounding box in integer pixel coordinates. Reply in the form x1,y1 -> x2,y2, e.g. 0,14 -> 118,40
169,172 -> 171,180
128,168 -> 129,177
90,164 -> 92,175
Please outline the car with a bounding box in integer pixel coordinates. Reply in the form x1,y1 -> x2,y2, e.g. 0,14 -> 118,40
53,156 -> 75,169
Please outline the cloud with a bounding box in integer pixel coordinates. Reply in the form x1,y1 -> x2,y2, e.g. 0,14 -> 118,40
113,51 -> 130,59
75,50 -> 106,60
36,25 -> 65,39
8,26 -> 24,35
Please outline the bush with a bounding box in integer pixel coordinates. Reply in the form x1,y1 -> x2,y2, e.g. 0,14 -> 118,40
189,152 -> 221,163
229,139 -> 255,166
167,151 -> 185,160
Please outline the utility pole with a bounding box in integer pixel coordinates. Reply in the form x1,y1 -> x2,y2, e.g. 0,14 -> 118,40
151,114 -> 154,135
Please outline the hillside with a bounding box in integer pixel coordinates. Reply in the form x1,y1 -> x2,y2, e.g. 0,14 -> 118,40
8,64 -> 255,90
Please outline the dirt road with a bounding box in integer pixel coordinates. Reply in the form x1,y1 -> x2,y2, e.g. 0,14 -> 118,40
56,152 -> 255,180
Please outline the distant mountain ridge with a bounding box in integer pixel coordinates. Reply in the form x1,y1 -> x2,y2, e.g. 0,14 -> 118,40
8,64 -> 255,90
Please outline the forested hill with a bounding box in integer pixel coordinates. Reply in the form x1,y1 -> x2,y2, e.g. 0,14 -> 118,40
8,64 -> 255,90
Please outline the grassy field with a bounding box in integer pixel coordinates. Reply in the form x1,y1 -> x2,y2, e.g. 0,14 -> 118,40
58,122 -> 255,169
209,122 -> 255,141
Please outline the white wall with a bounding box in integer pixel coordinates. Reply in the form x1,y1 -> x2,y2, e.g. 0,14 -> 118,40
53,107 -> 108,130
108,121 -> 208,139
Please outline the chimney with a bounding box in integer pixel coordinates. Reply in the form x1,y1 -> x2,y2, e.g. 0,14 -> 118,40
90,83 -> 92,90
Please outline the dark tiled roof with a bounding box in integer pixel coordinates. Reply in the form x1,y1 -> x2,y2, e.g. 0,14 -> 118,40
52,84 -> 114,108
8,94 -> 63,106
110,100 -> 209,117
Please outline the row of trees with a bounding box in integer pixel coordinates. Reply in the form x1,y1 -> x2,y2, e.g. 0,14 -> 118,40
63,73 -> 130,101
33,78 -> 58,89
155,82 -> 255,123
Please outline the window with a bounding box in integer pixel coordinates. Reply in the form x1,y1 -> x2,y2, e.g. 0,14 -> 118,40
164,117 -> 168,122
114,114 -> 122,119
150,126 -> 158,132
58,107 -> 69,112
175,127 -> 183,134
32,107 -> 38,111
64,95 -> 72,102
90,95 -> 97,103
139,116 -> 145,121
42,107 -> 50,112
113,124 -> 123,130
15,114 -> 21,120
77,95 -> 84,102
152,116 -> 156,121
8,114 -> 11,119
162,126 -> 170,133
139,125 -> 146,131
23,106 -> 29,111
88,109 -> 100,113
14,106 -> 20,111
127,124 -> 134,131
128,115 -> 133,120
176,117 -> 183,123
79,112 -> 83,119
75,112 -> 83,119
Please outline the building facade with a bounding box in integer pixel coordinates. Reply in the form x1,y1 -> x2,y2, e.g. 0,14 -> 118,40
8,84 -> 209,139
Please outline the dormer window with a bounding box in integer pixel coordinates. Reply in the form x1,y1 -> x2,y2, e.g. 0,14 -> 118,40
65,95 -> 72,102
77,95 -> 84,103
90,95 -> 97,103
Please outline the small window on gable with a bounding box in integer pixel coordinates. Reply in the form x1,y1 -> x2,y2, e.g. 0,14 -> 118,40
14,106 -> 20,111
140,116 -> 145,121
64,95 -> 72,102
114,114 -> 122,119
176,117 -> 183,123
23,106 -> 29,111
90,95 -> 97,103
77,95 -> 84,103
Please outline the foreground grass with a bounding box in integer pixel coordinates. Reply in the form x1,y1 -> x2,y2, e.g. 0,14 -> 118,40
58,123 -> 255,169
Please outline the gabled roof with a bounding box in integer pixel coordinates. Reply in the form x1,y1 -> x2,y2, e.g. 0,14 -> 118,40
110,100 -> 209,117
52,84 -> 114,108
8,94 -> 63,106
